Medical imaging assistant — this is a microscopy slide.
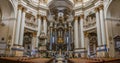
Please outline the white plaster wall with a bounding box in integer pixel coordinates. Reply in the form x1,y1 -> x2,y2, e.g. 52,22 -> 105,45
106,0 -> 120,57
0,0 -> 16,43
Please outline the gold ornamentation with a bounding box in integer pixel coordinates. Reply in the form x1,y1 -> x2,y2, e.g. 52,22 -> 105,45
94,7 -> 99,12
84,31 -> 89,37
99,5 -> 104,10
58,37 -> 64,44
80,14 -> 84,19
33,32 -> 37,37
43,16 -> 46,20
22,7 -> 27,12
37,14 -> 41,18
18,5 -> 23,10
74,16 -> 78,21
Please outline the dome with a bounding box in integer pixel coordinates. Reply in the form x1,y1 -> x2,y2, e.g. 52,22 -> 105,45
27,0 -> 92,9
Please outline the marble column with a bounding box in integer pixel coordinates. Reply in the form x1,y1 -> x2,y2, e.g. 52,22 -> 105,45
99,5 -> 107,45
15,5 -> 22,45
54,23 -> 57,51
64,22 -> 67,44
36,14 -> 41,48
68,22 -> 72,51
64,28 -> 68,50
95,4 -> 108,57
19,7 -> 27,46
84,32 -> 90,57
95,7 -> 102,46
79,19 -> 81,48
43,16 -> 47,35
74,16 -> 79,49
32,33 -> 37,49
49,22 -> 53,50
43,16 -> 47,44
80,15 -> 85,48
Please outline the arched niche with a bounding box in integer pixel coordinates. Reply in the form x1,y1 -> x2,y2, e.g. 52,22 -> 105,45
106,0 -> 120,58
0,0 -> 15,44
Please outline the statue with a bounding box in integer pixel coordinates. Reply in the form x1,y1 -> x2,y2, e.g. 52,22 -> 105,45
47,15 -> 55,22
67,14 -> 74,22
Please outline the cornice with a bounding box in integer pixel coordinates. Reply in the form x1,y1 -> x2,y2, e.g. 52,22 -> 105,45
73,0 -> 96,11
23,0 -> 48,10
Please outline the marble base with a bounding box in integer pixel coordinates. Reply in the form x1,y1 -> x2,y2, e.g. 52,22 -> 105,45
14,51 -> 24,56
74,48 -> 87,58
97,45 -> 109,57
11,46 -> 24,56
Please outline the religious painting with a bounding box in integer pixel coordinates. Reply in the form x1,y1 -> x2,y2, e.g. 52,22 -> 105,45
114,35 -> 120,51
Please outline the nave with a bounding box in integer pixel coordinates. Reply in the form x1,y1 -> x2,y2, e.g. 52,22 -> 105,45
0,0 -> 120,63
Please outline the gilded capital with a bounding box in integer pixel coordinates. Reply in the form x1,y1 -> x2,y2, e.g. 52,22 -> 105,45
22,7 -> 27,12
80,14 -> 84,19
99,5 -> 104,10
18,5 -> 23,10
74,16 -> 78,21
95,7 -> 99,12
84,31 -> 89,37
37,14 -> 41,18
43,16 -> 46,20
33,32 -> 37,37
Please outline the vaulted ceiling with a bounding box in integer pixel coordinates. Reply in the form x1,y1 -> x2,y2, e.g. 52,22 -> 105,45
31,0 -> 91,4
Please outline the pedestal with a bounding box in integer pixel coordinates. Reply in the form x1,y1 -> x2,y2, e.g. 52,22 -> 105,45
97,45 -> 109,57
80,48 -> 87,58
74,48 -> 87,58
11,46 -> 24,56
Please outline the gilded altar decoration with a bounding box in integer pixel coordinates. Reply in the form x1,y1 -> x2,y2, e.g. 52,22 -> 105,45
57,37 -> 64,44
39,31 -> 47,40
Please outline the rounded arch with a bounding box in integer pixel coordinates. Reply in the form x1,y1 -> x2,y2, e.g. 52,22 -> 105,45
0,0 -> 16,43
8,0 -> 17,17
0,0 -> 15,19
106,0 -> 120,18
105,0 -> 120,58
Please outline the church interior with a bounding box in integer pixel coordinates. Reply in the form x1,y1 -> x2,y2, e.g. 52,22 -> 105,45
0,0 -> 120,63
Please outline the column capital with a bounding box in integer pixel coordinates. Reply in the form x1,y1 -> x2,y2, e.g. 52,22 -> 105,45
80,14 -> 84,19
22,7 -> 27,12
74,16 -> 78,21
33,32 -> 37,37
95,7 -> 99,12
43,16 -> 47,20
99,4 -> 104,10
37,14 -> 41,18
18,5 -> 23,10
84,31 -> 89,37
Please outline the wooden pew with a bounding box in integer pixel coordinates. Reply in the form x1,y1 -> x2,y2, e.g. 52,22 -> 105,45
68,58 -> 102,63
68,58 -> 120,63
25,58 -> 52,63
0,57 -> 120,63
0,57 -> 31,63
